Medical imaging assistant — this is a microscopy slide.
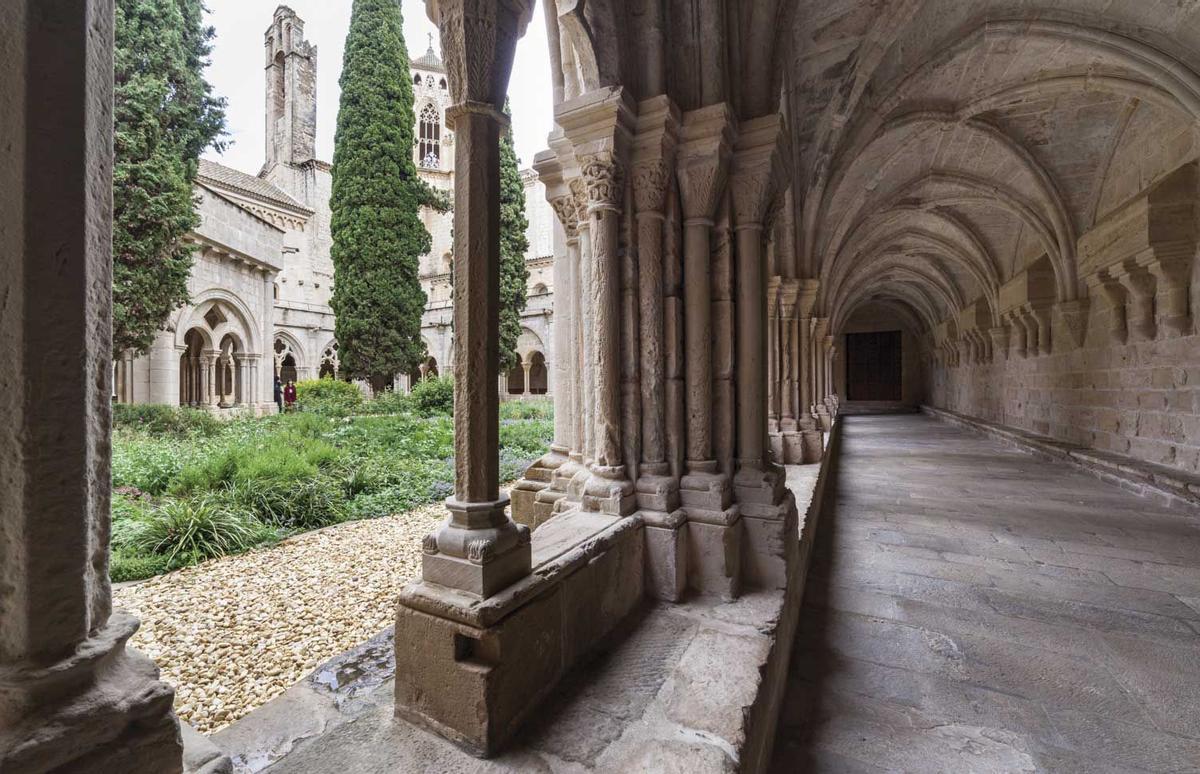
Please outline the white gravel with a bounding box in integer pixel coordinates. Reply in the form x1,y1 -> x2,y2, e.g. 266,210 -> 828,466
114,505 -> 444,734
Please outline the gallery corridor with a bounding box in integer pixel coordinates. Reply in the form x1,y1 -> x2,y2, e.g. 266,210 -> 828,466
771,414 -> 1200,773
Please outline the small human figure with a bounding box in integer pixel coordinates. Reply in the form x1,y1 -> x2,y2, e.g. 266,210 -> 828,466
273,375 -> 283,413
284,380 -> 297,411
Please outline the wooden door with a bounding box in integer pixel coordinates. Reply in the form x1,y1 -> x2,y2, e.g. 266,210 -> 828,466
846,331 -> 902,401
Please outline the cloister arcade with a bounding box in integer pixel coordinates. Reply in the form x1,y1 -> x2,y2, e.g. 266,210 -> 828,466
4,1 -> 1200,772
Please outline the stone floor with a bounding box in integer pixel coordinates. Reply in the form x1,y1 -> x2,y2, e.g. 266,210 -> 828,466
770,413 -> 1200,773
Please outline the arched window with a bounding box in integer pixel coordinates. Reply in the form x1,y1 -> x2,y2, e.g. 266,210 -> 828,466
418,103 -> 440,168
413,74 -> 421,85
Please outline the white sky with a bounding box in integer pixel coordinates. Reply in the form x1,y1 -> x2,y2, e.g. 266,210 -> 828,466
200,0 -> 554,172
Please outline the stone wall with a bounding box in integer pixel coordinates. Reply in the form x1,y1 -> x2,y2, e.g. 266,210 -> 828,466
929,269 -> 1200,475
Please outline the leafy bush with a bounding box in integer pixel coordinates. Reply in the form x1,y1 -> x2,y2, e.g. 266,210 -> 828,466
110,550 -> 179,583
409,375 -> 454,416
357,388 -> 412,415
295,378 -> 363,416
124,495 -> 261,563
113,404 -> 221,437
226,476 -> 347,529
112,436 -> 201,495
499,398 -> 553,421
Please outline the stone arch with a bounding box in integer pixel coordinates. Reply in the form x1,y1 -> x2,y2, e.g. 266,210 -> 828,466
418,102 -> 441,167
506,351 -> 525,395
174,287 -> 261,353
515,327 -> 545,360
273,331 -> 305,384
527,351 -> 548,395
319,340 -> 339,379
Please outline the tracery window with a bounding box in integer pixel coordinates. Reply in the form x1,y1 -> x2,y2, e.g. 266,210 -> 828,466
418,103 -> 440,168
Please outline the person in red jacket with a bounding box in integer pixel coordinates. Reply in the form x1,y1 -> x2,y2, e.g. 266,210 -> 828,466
283,380 -> 297,411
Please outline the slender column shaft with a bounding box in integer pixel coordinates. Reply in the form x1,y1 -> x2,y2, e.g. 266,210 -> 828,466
577,219 -> 594,463
589,203 -> 623,467
551,232 -> 576,453
711,210 -> 736,478
735,226 -> 767,467
638,212 -> 667,469
450,108 -> 502,503
799,318 -> 812,416
683,219 -> 715,467
664,185 -> 686,479
767,299 -> 778,425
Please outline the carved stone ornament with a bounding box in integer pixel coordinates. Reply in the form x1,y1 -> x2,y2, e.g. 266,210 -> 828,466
434,0 -> 522,108
581,153 -> 625,210
569,177 -> 589,227
422,532 -> 440,555
632,159 -> 670,215
549,194 -> 579,239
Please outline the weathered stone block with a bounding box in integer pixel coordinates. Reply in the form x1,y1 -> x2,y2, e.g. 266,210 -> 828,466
687,520 -> 743,600
644,521 -> 688,601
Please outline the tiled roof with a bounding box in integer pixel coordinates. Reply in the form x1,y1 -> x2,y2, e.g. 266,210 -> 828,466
197,158 -> 310,213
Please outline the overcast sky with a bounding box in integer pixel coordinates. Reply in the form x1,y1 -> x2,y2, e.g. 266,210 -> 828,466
200,0 -> 554,173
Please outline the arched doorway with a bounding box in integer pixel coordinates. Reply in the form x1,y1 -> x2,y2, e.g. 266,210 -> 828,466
320,342 -> 339,379
507,352 -> 525,395
528,351 -> 548,395
274,337 -> 299,385
216,334 -> 241,407
179,328 -> 208,406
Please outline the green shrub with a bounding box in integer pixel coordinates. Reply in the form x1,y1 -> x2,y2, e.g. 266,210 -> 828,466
112,437 -> 198,495
227,476 -> 347,529
359,388 -> 412,415
499,398 -> 553,421
295,378 -> 362,416
113,404 -> 221,437
409,375 -> 454,416
110,550 -> 180,583
125,495 -> 261,563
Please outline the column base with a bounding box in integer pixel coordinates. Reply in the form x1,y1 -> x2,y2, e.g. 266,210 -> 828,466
817,408 -> 833,433
780,431 -> 804,464
687,519 -> 743,600
732,464 -> 787,518
583,465 -> 636,516
801,429 -> 825,464
0,613 -> 184,773
511,445 -> 569,528
681,466 -> 741,599
768,432 -> 785,464
423,497 -> 532,598
642,509 -> 688,602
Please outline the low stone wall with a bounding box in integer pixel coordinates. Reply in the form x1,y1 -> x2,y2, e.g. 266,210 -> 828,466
924,405 -> 1200,514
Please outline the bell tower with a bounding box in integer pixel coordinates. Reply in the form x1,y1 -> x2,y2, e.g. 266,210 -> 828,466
264,5 -> 317,167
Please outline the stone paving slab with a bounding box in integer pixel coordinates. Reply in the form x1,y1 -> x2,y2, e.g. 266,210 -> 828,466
770,413 -> 1200,773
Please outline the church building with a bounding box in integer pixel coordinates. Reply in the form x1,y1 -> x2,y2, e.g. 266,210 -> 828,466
113,6 -> 554,412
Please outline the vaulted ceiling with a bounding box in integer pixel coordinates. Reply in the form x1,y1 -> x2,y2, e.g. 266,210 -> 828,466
785,0 -> 1200,332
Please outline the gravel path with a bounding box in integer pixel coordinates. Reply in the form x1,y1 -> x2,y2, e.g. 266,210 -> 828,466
114,505 -> 444,734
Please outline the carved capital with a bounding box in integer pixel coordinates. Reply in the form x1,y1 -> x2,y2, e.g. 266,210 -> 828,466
580,153 -> 625,211
1054,299 -> 1090,350
568,177 -> 589,227
548,194 -> 578,239
632,159 -> 670,215
428,0 -> 533,109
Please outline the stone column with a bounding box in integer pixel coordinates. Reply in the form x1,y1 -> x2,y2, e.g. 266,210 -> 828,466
521,363 -> 532,397
664,177 -> 686,481
571,177 -> 594,492
261,271 -> 276,409
676,104 -> 740,599
812,318 -> 831,427
631,98 -> 687,599
0,3 -> 184,769
820,334 -> 835,430
729,115 -> 788,490
766,276 -> 781,436
797,281 -> 822,462
199,353 -> 213,407
516,155 -> 575,523
577,152 -> 636,514
711,200 -> 736,480
418,2 -> 532,597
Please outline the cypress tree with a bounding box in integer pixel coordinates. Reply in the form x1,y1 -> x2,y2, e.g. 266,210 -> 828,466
112,0 -> 226,356
330,0 -> 430,389
498,103 -> 530,372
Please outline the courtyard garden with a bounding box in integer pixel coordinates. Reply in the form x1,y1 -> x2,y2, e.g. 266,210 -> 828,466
111,377 -> 553,732
110,376 -> 552,582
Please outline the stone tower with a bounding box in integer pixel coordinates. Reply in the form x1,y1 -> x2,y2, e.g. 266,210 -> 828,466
264,5 -> 317,167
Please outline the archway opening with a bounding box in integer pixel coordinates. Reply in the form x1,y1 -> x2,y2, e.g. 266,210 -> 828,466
528,351 -> 547,395
179,328 -> 207,407
507,352 -> 525,395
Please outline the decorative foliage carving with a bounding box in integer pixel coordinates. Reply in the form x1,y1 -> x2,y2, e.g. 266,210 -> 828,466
581,153 -> 625,210
422,532 -> 440,555
434,0 -> 525,107
466,538 -> 495,565
632,160 -> 669,214
675,157 -> 723,220
569,177 -> 589,226
548,194 -> 578,239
